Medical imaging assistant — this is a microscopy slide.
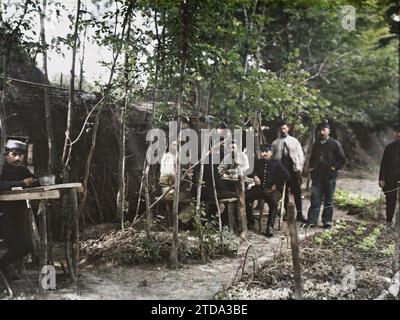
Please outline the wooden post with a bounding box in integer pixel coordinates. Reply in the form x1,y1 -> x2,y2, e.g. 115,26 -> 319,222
236,174 -> 247,236
227,202 -> 236,234
287,202 -> 302,299
64,192 -> 74,282
392,181 -> 400,273
211,151 -> 223,245
278,182 -> 286,230
38,200 -> 48,294
144,162 -> 151,235
70,188 -> 79,284
27,202 -> 40,262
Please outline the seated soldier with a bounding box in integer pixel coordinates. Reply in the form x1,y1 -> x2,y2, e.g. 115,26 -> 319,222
0,140 -> 39,281
218,139 -> 250,180
159,141 -> 178,200
246,145 -> 289,236
159,141 -> 193,227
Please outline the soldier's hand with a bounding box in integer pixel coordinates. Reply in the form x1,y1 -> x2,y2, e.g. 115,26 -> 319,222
185,170 -> 193,178
22,178 -> 35,187
254,176 -> 261,185
271,184 -> 277,191
379,180 -> 385,188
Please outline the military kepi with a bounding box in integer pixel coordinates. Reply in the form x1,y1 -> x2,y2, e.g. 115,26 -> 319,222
5,140 -> 27,153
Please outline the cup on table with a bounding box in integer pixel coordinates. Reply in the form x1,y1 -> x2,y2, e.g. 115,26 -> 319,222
38,175 -> 56,186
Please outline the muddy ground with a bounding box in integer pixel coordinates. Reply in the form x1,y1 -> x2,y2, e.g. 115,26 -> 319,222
1,169 -> 395,300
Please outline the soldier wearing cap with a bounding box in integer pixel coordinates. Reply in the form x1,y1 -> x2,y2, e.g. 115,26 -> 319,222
305,121 -> 346,228
246,145 -> 289,236
379,123 -> 400,227
271,120 -> 306,222
0,140 -> 39,280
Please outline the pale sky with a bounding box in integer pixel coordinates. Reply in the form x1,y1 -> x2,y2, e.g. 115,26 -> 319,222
30,0 -> 151,87
38,0 -> 113,85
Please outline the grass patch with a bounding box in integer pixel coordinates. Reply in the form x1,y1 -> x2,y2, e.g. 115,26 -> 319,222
334,189 -> 384,219
80,227 -> 238,266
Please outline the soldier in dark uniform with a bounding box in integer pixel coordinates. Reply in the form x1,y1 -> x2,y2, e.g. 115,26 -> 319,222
379,123 -> 400,227
246,145 -> 289,237
305,121 -> 346,228
0,140 -> 38,280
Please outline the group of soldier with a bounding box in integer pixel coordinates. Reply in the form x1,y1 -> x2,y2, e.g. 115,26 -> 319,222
159,120 -> 400,238
0,120 -> 399,283
159,120 -> 347,236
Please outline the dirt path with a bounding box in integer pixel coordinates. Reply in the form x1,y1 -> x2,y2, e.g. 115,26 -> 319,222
48,204 -> 353,300
2,172 -> 381,300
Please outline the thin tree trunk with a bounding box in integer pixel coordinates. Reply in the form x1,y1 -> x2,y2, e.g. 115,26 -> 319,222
152,5 -> 160,122
39,0 -> 55,174
287,202 -> 302,299
170,0 -> 191,269
237,171 -> 247,236
62,0 -> 81,182
78,2 -> 134,222
0,54 -> 9,177
132,158 -> 146,225
118,15 -> 132,229
78,23 -> 87,92
211,142 -> 223,246
392,181 -> 400,272
144,161 -> 151,235
195,123 -> 210,263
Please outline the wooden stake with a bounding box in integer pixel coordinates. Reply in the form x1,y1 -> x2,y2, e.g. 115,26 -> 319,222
144,162 -> 151,235
237,170 -> 247,236
287,202 -> 302,299
392,181 -> 400,273
38,200 -> 48,294
70,188 -> 79,284
211,146 -> 223,246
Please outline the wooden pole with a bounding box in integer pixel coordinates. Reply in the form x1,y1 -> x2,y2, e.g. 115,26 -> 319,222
27,202 -> 40,262
392,181 -> 400,273
64,193 -> 74,282
70,188 -> 79,284
211,144 -> 223,245
38,200 -> 48,294
287,202 -> 302,299
144,162 -> 151,235
170,0 -> 190,268
196,132 -> 208,262
237,169 -> 247,237
278,182 -> 286,230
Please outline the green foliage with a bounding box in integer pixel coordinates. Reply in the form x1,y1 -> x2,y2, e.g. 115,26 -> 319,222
3,0 -> 396,131
380,243 -> 395,257
191,202 -> 237,263
310,220 -> 390,258
334,188 -> 383,210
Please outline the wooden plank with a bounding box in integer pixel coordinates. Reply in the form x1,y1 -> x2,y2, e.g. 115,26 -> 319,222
42,183 -> 82,191
0,183 -> 83,197
0,190 -> 60,201
219,198 -> 237,203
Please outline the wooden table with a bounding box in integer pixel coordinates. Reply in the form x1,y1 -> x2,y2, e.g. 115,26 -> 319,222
0,183 -> 83,286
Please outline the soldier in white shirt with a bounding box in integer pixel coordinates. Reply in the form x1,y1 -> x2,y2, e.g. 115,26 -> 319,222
159,141 -> 178,199
271,120 -> 306,222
